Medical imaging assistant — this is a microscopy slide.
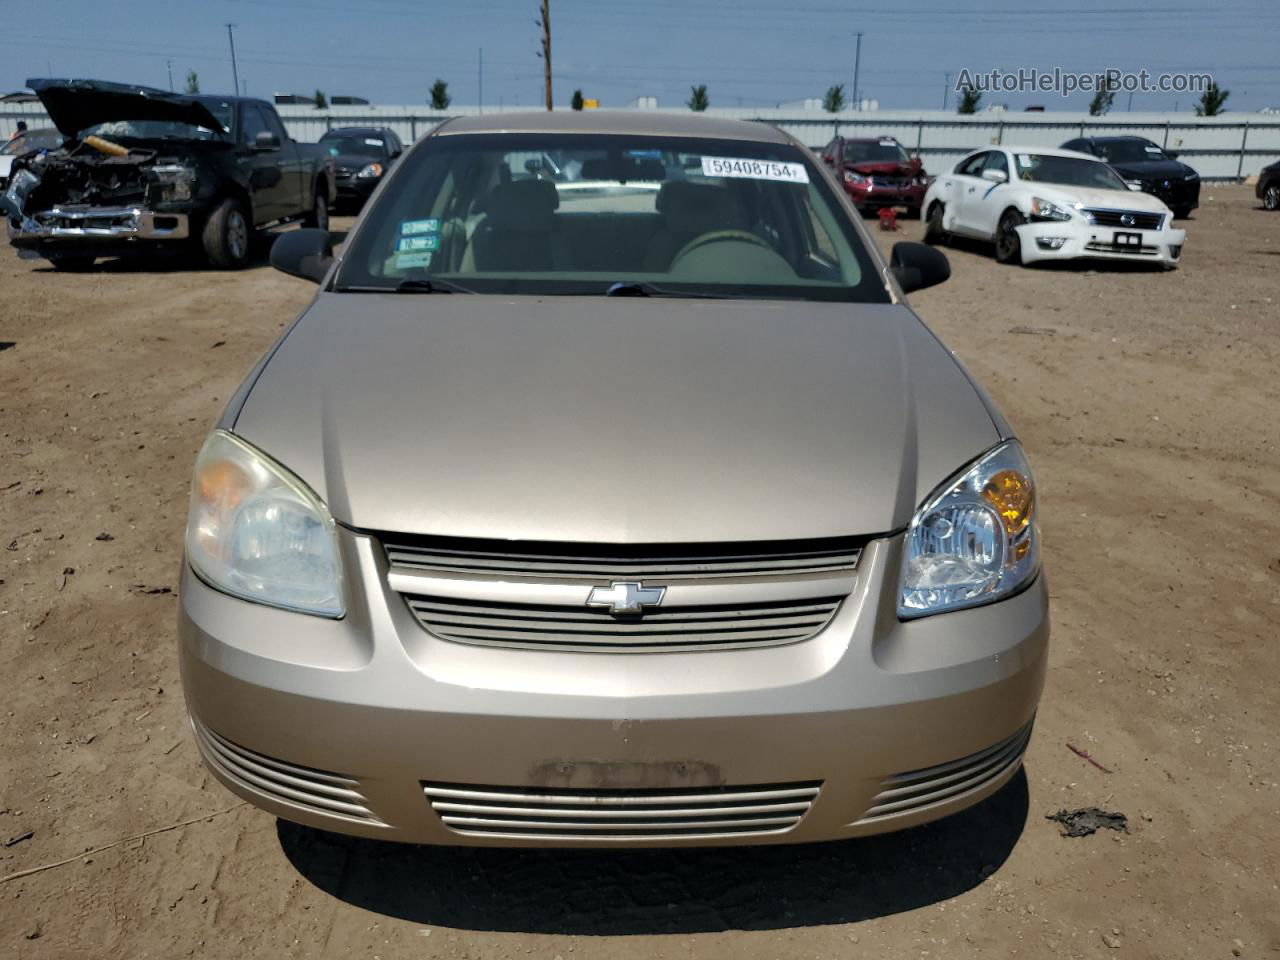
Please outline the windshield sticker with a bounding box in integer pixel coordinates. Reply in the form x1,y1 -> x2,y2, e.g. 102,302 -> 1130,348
395,252 -> 434,269
396,235 -> 440,253
701,156 -> 809,184
1017,154 -> 1033,168
1144,146 -> 1162,153
400,218 -> 440,236
365,138 -> 383,146
879,139 -> 896,146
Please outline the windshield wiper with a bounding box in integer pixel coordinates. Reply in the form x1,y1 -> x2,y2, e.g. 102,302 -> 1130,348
603,281 -> 728,299
394,278 -> 476,294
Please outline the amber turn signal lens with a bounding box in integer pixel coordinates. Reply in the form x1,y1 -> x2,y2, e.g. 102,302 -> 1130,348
982,469 -> 1034,535
196,458 -> 251,510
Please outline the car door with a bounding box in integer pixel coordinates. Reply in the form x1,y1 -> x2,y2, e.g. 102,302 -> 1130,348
260,106 -> 305,214
962,149 -> 1012,238
946,151 -> 992,236
237,103 -> 289,224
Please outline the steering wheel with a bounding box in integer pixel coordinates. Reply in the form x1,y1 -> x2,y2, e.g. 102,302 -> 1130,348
670,229 -> 772,267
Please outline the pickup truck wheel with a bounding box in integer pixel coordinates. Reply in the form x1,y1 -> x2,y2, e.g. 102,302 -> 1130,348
202,198 -> 252,270
47,254 -> 97,272
1263,184 -> 1280,211
923,203 -> 947,245
995,209 -> 1025,264
303,192 -> 329,231
1171,206 -> 1193,220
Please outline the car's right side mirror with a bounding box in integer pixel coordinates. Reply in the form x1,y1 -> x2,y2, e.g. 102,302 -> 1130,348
271,228 -> 333,283
890,242 -> 950,294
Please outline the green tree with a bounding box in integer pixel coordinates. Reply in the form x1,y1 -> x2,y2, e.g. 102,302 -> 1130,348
429,79 -> 450,110
184,70 -> 200,94
957,82 -> 982,114
571,89 -> 584,111
687,84 -> 709,112
314,89 -> 327,109
1089,77 -> 1117,116
823,83 -> 846,113
1195,81 -> 1229,116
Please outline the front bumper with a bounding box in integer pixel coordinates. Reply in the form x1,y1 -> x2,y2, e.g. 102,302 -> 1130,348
334,175 -> 378,203
1144,179 -> 1199,213
8,205 -> 190,247
845,183 -> 928,209
1016,219 -> 1186,267
178,532 -> 1049,847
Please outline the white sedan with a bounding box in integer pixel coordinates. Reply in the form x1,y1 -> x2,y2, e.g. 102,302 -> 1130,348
922,146 -> 1185,268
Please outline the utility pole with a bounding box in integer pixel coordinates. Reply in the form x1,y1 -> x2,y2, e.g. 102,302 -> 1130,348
942,71 -> 950,111
1127,90 -> 1134,111
851,31 -> 863,111
478,48 -> 484,113
539,0 -> 552,111
167,60 -> 174,92
225,24 -> 240,97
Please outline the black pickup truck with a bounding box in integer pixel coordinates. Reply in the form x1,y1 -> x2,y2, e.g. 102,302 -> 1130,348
1,79 -> 335,269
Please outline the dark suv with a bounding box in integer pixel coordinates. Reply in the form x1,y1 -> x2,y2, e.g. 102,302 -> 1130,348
1061,136 -> 1199,219
319,127 -> 404,210
819,136 -> 929,218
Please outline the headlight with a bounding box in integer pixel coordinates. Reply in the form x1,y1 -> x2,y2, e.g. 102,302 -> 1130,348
844,170 -> 868,185
1029,197 -> 1073,222
149,163 -> 196,203
355,162 -> 384,179
185,430 -> 344,617
899,440 -> 1040,619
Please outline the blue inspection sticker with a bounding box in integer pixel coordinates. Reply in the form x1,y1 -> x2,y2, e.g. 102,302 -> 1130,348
395,252 -> 434,269
396,234 -> 440,252
400,218 -> 440,236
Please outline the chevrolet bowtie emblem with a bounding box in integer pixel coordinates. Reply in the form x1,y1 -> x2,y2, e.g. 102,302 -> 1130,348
586,581 -> 666,615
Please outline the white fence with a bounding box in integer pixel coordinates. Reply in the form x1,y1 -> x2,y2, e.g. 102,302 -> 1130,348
4,101 -> 1278,180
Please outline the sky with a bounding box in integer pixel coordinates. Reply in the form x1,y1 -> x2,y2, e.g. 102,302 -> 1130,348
5,0 -> 1280,113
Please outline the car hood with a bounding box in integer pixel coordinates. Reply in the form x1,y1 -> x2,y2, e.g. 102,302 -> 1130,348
1104,158 -> 1193,180
1027,182 -> 1173,213
26,77 -> 227,137
232,295 -> 1002,543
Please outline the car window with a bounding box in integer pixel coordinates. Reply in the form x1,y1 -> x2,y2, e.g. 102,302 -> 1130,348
1094,140 -> 1168,164
1014,153 -> 1129,190
320,134 -> 388,158
982,151 -> 1010,177
260,107 -> 288,144
334,132 -> 889,303
955,152 -> 988,177
240,105 -> 270,145
842,141 -> 910,165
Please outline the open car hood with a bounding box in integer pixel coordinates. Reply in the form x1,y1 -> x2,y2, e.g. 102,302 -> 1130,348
26,78 -> 227,137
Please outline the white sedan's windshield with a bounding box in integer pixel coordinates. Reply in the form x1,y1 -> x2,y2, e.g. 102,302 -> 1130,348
1016,154 -> 1129,191
336,133 -> 888,302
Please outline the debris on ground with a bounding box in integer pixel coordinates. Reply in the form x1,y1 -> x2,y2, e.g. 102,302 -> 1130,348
1009,325 -> 1057,336
1047,807 -> 1128,837
94,532 -> 114,541
1067,741 -> 1113,773
129,584 -> 173,596
4,830 -> 34,847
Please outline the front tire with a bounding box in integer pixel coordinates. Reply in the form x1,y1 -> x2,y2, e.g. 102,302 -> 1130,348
303,191 -> 329,231
1263,183 -> 1280,211
923,203 -> 947,245
1172,206 -> 1193,220
995,209 -> 1025,265
201,197 -> 252,270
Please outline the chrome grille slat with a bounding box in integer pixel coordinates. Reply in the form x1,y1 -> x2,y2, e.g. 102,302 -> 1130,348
404,595 -> 841,651
424,781 -> 821,840
1083,207 -> 1164,230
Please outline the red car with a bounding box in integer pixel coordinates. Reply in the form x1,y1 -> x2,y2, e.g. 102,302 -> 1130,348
820,136 -> 930,218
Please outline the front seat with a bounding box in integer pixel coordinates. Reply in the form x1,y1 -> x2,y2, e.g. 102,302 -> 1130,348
471,179 -> 568,272
643,181 -> 749,272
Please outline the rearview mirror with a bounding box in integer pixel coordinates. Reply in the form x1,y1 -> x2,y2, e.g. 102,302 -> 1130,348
981,168 -> 1008,184
253,130 -> 280,151
271,228 -> 333,283
890,242 -> 950,294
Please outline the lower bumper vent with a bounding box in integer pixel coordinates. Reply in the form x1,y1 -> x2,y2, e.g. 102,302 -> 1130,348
423,780 -> 821,841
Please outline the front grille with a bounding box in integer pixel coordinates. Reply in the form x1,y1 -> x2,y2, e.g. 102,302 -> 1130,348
1083,208 -> 1164,230
1084,241 -> 1160,256
383,534 -> 862,581
871,176 -> 910,189
192,719 -> 380,824
404,594 -> 842,652
854,721 -> 1033,825
423,780 -> 821,840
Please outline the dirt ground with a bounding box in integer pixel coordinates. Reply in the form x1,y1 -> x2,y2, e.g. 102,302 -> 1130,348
2,187 -> 1278,959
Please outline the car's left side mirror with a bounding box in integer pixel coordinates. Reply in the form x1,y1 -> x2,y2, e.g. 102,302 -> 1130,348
981,168 -> 1008,184
1166,150 -> 1179,160
1127,182 -> 1144,191
271,228 -> 333,283
253,130 -> 281,151
890,242 -> 950,294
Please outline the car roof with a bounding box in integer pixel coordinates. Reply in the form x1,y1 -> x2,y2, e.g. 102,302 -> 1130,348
840,136 -> 901,143
322,126 -> 393,137
435,110 -> 791,144
988,144 -> 1099,161
1088,135 -> 1154,143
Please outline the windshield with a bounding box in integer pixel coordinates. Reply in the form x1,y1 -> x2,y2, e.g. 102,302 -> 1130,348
76,99 -> 232,142
1014,154 -> 1128,191
843,141 -> 909,165
335,133 -> 886,302
1092,140 -> 1168,164
2,129 -> 63,155
320,134 -> 387,158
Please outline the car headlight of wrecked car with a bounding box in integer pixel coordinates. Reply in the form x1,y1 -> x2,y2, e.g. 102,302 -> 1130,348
185,430 -> 345,617
355,162 -> 384,179
899,440 -> 1040,619
1029,197 -> 1074,222
843,170 -> 868,185
148,163 -> 197,203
